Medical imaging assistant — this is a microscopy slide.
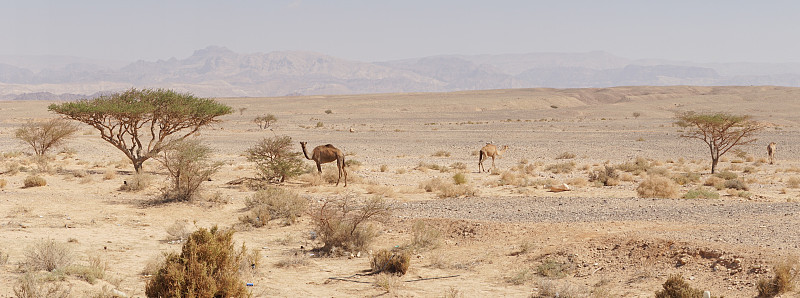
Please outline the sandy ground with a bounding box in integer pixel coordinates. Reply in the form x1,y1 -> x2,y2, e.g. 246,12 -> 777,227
1,86 -> 800,297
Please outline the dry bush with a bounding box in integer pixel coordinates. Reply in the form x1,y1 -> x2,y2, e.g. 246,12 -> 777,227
145,226 -> 249,298
166,220 -> 190,242
242,186 -> 308,226
141,254 -> 166,276
64,254 -> 106,284
309,196 -> 391,254
365,185 -> 396,198
119,172 -> 151,192
683,188 -> 720,200
647,167 -> 670,177
619,172 -> 635,182
671,172 -> 701,186
757,257 -> 799,297
545,161 -> 575,174
432,150 -> 451,157
370,249 -> 410,275
14,118 -> 79,156
71,169 -> 88,178
0,248 -> 9,265
787,176 -> 800,189
704,176 -> 726,190
636,176 -> 679,198
158,139 -> 223,202
24,239 -> 73,272
452,172 -> 468,185
379,164 -> 389,172
102,170 -> 116,180
374,273 -> 402,292
298,172 -> 325,186
654,274 -> 716,298
724,179 -> 749,191
536,279 -> 586,298
274,255 -> 309,268
410,221 -> 441,250
616,157 -> 652,175
714,170 -> 738,180
0,178 -> 7,189
507,268 -> 534,285
23,175 -> 47,188
555,152 -> 576,159
565,177 -> 589,188
588,166 -> 619,186
13,272 -> 71,298
420,177 -> 477,198
537,259 -> 569,278
416,162 -> 447,172
450,162 -> 467,171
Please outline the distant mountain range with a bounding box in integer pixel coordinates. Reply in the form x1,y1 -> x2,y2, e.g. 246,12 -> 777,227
2,46 -> 800,100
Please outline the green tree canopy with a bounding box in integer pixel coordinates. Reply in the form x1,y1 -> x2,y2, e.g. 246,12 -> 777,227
49,88 -> 232,173
675,111 -> 763,174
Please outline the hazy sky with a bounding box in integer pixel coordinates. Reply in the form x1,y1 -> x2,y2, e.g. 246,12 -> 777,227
2,0 -> 799,63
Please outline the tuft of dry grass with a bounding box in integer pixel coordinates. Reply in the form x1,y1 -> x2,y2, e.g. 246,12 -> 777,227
102,170 -> 116,180
370,249 -> 410,275
588,166 -> 619,186
757,257 -> 799,297
24,239 -> 73,272
13,272 -> 72,298
242,186 -> 308,226
275,254 -> 310,268
704,176 -> 726,190
636,176 -> 679,198
545,161 -> 575,174
410,221 -> 441,250
420,177 -> 477,198
165,220 -> 190,242
23,175 -> 47,188
374,272 -> 402,292
0,178 -> 6,189
654,274 -> 714,298
555,152 -> 576,159
432,150 -> 451,157
787,176 -> 800,188
365,185 -> 397,198
119,173 -> 151,192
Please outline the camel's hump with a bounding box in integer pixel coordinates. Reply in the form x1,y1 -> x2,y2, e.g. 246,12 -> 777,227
324,144 -> 335,148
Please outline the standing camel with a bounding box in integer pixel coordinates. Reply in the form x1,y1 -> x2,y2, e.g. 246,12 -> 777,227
478,143 -> 509,172
300,142 -> 347,186
767,142 -> 777,165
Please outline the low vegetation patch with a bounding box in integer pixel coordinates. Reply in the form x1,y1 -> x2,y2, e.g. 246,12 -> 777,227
683,188 -> 720,200
240,186 -> 308,227
24,239 -> 73,272
588,165 -> 619,186
309,196 -> 391,254
23,175 -> 47,188
420,177 -> 478,198
545,161 -> 575,174
655,274 -> 718,298
617,157 -> 652,175
636,176 -> 679,198
555,152 -> 576,159
370,249 -> 410,275
757,257 -> 799,297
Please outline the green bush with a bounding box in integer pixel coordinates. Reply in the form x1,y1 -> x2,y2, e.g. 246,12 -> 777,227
247,135 -> 305,183
655,274 -> 716,298
683,188 -> 719,200
452,173 -> 467,185
145,226 -> 249,298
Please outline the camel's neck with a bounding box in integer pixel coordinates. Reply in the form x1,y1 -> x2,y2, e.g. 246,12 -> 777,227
301,144 -> 313,160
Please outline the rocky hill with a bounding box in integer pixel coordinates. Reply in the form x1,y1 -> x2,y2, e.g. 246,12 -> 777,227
2,46 -> 800,99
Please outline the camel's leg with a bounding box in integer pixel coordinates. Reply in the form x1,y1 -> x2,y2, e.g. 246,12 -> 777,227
316,162 -> 322,173
491,156 -> 496,170
478,152 -> 485,172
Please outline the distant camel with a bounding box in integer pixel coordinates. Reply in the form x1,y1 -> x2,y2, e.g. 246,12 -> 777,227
478,143 -> 509,172
300,142 -> 347,186
767,142 -> 777,165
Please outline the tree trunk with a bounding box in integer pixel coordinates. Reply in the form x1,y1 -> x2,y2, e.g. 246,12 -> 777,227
133,160 -> 144,173
711,157 -> 719,174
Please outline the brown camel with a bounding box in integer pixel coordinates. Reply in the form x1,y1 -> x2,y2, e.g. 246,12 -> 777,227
478,143 -> 509,172
767,142 -> 777,165
300,142 -> 347,186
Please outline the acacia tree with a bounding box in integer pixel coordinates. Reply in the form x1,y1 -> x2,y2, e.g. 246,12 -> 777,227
48,88 -> 232,173
253,114 -> 277,130
246,135 -> 305,182
675,111 -> 763,174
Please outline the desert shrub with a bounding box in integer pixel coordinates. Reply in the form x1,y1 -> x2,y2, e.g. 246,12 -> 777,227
14,118 -> 79,156
545,162 -> 575,174
324,109 -> 332,114
537,259 -> 569,278
787,176 -> 800,189
616,157 -> 652,174
647,167 -> 670,177
420,177 -> 477,198
243,186 -> 308,225
683,188 -> 720,200
379,164 -> 388,172
102,170 -> 116,180
555,152 -> 576,159
370,249 -> 410,275
432,150 -> 451,157
365,185 -> 396,198
247,135 -> 306,183
654,274 -> 716,298
636,176 -> 679,198
64,254 -> 106,284
316,121 -> 324,128
452,173 -> 467,185
724,179 -> 749,191
119,172 -> 152,192
24,239 -> 73,272
417,162 -> 447,172
274,255 -> 309,268
410,221 -> 441,250
449,162 -> 467,171
309,196 -> 391,254
0,178 -> 7,188
23,175 -> 47,188
157,139 -> 222,202
252,114 -> 277,130
714,171 -> 738,180
672,172 -> 701,186
703,176 -> 726,190
13,273 -> 71,298
145,226 -> 249,298
588,166 -> 619,186
566,177 -> 589,187
166,220 -> 190,242
757,257 -> 798,297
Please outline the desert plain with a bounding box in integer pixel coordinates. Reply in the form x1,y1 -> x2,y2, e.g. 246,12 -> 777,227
1,86 -> 800,297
